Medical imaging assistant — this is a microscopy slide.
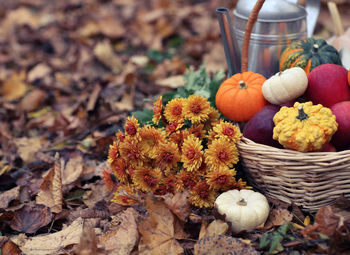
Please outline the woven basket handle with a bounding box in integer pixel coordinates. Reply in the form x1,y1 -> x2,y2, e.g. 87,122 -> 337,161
241,0 -> 266,73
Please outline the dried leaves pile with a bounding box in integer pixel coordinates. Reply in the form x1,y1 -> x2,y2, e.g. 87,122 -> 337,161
1,0 -> 350,254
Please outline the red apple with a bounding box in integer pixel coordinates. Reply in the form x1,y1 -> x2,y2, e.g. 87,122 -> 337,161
330,101 -> 350,150
319,142 -> 336,152
306,64 -> 350,107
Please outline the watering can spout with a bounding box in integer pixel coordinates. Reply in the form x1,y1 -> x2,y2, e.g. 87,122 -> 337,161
216,8 -> 241,77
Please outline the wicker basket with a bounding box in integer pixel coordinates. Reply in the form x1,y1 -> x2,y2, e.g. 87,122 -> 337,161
238,137 -> 350,212
223,0 -> 350,212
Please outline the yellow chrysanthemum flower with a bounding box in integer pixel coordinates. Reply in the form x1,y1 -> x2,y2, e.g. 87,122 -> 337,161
203,107 -> 221,130
119,136 -> 146,167
175,170 -> 199,191
139,126 -> 166,158
124,116 -> 140,137
102,168 -> 115,192
204,137 -> 239,170
152,96 -> 163,125
164,98 -> 186,124
110,157 -> 128,184
213,120 -> 242,144
234,178 -> 251,190
155,142 -> 181,172
132,165 -> 162,193
111,184 -> 139,205
181,134 -> 203,172
206,167 -> 236,191
183,94 -> 211,124
107,141 -> 119,164
188,180 -> 217,208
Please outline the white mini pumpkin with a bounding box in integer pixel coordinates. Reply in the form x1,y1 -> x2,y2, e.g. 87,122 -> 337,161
262,67 -> 308,105
214,189 -> 269,233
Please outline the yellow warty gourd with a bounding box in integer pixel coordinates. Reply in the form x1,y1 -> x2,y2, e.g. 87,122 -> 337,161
273,101 -> 338,152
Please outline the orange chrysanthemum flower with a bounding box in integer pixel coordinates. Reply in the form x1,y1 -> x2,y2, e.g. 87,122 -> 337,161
108,141 -> 119,164
188,124 -> 206,140
110,157 -> 128,184
183,94 -> 211,124
155,175 -> 177,195
152,96 -> 163,125
155,142 -> 181,172
203,107 -> 220,130
166,122 -> 184,134
204,137 -> 239,170
188,180 -> 217,208
102,168 -> 116,192
119,136 -> 146,167
124,116 -> 140,137
164,98 -> 185,124
115,130 -> 125,143
206,167 -> 236,191
213,120 -> 242,144
181,134 -> 203,172
175,170 -> 200,191
234,178 -> 250,189
132,165 -> 162,193
139,126 -> 166,158
111,184 -> 139,205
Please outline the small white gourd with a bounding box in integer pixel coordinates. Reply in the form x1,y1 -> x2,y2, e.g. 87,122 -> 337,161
214,189 -> 270,233
262,67 -> 308,105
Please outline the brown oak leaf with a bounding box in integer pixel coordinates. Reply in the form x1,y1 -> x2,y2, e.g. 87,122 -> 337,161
10,204 -> 53,234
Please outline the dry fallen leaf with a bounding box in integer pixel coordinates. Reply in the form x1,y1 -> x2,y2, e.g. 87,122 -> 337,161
19,89 -> 46,112
262,208 -> 294,230
14,136 -> 47,164
164,191 -> 191,222
11,217 -> 87,255
198,220 -> 229,240
138,196 -> 187,255
113,88 -> 134,111
27,63 -> 52,83
1,71 -> 28,101
1,240 -> 21,255
99,208 -> 139,255
10,204 -> 53,234
36,154 -> 63,213
62,154 -> 84,186
94,40 -> 123,74
194,234 -> 259,255
75,226 -> 100,255
155,75 -> 185,88
0,186 -> 20,210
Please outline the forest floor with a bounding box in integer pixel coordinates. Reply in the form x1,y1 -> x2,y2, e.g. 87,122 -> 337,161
1,0 -> 350,254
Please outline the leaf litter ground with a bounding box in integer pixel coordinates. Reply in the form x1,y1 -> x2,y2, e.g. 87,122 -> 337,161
1,0 -> 350,254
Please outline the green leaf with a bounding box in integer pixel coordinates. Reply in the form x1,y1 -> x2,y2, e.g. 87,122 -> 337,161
147,49 -> 172,63
278,223 -> 293,236
133,109 -> 153,125
269,232 -> 284,254
259,232 -> 271,249
65,189 -> 86,202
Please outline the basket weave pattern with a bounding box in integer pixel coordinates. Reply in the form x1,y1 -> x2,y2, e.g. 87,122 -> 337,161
238,137 -> 350,212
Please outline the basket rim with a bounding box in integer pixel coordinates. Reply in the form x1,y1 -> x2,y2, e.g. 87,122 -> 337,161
238,136 -> 350,156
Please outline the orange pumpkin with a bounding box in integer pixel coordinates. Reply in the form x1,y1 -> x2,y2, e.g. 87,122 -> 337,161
215,72 -> 268,122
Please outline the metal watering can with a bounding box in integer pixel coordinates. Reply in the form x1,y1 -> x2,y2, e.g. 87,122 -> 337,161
217,0 -> 320,78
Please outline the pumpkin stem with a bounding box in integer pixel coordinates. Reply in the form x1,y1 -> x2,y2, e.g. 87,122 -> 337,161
237,198 -> 247,206
238,80 -> 248,89
296,105 -> 308,121
312,44 -> 319,54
